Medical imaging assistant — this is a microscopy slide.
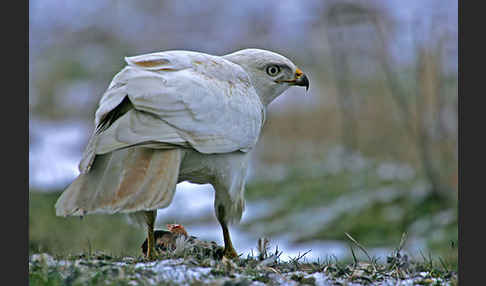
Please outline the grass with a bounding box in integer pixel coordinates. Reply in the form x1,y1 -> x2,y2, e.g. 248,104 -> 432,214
29,234 -> 458,286
29,189 -> 457,285
29,191 -> 145,257
242,158 -> 458,271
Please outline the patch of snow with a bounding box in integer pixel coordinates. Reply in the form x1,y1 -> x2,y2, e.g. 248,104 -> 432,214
307,272 -> 332,286
30,253 -> 56,266
135,259 -> 213,285
29,119 -> 88,190
377,162 -> 416,181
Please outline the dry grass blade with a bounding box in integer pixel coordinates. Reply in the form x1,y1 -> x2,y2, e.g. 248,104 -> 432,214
344,232 -> 377,272
397,232 -> 407,253
344,232 -> 372,262
349,245 -> 358,266
289,249 -> 312,265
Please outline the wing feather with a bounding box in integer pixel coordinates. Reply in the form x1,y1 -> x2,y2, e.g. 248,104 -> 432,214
56,148 -> 182,216
89,51 -> 264,159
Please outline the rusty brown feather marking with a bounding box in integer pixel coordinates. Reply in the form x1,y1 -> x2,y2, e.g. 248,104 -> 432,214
134,58 -> 170,68
227,81 -> 235,97
109,148 -> 153,206
155,68 -> 177,72
95,148 -> 181,211
130,150 -> 175,209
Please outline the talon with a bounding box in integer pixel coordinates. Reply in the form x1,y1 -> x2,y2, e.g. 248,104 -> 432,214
146,252 -> 156,261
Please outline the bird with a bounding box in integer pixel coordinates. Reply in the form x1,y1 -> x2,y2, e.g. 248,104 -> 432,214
55,48 -> 309,259
140,224 -> 192,256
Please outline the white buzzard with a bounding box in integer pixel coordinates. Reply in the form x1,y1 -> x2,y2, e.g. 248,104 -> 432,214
55,48 -> 309,259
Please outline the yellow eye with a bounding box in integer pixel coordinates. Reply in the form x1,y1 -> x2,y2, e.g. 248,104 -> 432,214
266,65 -> 281,76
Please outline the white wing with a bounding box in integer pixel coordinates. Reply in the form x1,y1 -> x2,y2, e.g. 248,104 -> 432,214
79,51 -> 264,172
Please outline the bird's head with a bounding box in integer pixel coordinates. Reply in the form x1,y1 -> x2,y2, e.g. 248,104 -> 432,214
223,48 -> 309,106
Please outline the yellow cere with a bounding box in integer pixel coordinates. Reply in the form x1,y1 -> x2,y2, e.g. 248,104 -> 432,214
295,68 -> 303,77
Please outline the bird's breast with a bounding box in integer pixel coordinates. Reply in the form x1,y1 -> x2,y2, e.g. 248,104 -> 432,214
176,149 -> 251,187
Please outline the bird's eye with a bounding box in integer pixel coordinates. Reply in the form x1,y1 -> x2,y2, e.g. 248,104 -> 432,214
266,65 -> 281,76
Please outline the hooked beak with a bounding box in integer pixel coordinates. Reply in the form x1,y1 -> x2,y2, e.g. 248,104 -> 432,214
277,68 -> 310,91
295,73 -> 309,91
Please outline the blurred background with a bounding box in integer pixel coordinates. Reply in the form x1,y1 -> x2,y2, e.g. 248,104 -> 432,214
29,0 -> 457,266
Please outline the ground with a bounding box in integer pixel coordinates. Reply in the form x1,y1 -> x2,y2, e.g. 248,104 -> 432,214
29,243 -> 457,286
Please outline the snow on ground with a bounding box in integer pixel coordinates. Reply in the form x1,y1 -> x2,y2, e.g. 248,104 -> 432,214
29,119 -> 87,190
30,253 -> 454,286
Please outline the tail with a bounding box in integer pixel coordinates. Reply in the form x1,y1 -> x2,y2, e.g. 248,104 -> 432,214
55,148 -> 182,216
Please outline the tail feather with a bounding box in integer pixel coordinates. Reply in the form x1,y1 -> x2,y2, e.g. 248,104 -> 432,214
55,148 -> 182,216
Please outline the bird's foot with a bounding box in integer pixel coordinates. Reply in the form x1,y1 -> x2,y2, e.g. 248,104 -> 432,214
145,247 -> 158,261
145,253 -> 156,261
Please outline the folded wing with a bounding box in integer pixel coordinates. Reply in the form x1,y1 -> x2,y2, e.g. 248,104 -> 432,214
79,51 -> 264,173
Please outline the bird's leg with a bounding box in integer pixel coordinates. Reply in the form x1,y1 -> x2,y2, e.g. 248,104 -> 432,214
217,205 -> 238,259
221,221 -> 238,258
144,210 -> 157,260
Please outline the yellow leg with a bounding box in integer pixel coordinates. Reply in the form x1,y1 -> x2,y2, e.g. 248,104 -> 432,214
144,211 -> 156,260
217,205 -> 238,259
